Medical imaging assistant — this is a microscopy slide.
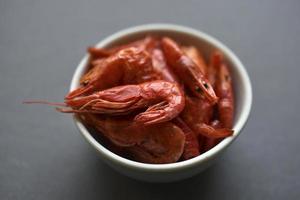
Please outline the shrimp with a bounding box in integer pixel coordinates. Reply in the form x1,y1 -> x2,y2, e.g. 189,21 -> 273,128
80,114 -> 185,164
195,123 -> 233,139
127,122 -> 185,164
66,47 -> 157,99
207,51 -> 222,89
87,36 -> 157,59
202,52 -> 225,151
79,114 -> 128,156
80,114 -> 145,147
173,118 -> 200,160
151,48 -> 180,84
179,49 -> 210,153
79,59 -> 104,85
203,120 -> 222,151
182,46 -> 207,76
87,47 -> 111,58
161,37 -> 218,104
216,58 -> 234,128
84,37 -> 156,80
61,81 -> 185,125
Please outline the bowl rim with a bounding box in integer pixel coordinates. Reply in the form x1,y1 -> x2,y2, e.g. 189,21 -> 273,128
70,23 -> 252,172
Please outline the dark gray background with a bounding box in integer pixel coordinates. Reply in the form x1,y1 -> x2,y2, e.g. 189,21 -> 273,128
1,0 -> 299,199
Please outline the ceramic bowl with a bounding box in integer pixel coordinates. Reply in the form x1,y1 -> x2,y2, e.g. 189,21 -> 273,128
70,24 -> 252,182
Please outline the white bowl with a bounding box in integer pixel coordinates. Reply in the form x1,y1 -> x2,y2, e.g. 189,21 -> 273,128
70,24 -> 252,182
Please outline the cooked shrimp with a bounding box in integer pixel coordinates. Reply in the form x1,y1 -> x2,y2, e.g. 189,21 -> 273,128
216,58 -> 234,128
182,46 -> 207,76
81,114 -> 185,164
161,37 -> 218,104
62,81 -> 185,125
66,47 -> 157,99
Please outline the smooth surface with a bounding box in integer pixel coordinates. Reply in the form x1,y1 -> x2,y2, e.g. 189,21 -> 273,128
0,0 -> 299,199
70,24 -> 252,182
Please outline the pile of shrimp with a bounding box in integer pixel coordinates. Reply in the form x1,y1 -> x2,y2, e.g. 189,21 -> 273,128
27,36 -> 235,164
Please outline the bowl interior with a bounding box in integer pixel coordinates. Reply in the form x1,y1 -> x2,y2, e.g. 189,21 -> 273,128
71,24 -> 252,170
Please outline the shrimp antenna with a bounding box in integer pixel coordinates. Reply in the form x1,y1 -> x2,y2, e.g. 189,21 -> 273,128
23,100 -> 66,107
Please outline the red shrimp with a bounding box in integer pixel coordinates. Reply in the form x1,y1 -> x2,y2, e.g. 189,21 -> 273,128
200,57 -> 235,147
182,46 -> 207,76
216,59 -> 234,128
203,120 -> 222,151
200,51 -> 233,151
127,122 -> 185,164
207,51 -> 222,89
151,48 -> 180,83
173,118 -> 200,159
161,37 -> 218,104
87,36 -> 156,59
79,59 -> 104,85
81,114 -> 185,164
66,47 -> 157,99
179,48 -> 210,153
80,114 -> 145,147
203,52 -> 222,151
61,81 -> 185,125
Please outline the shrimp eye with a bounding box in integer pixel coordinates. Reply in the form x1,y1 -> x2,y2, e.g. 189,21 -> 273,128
195,86 -> 203,94
82,81 -> 89,86
203,82 -> 209,89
